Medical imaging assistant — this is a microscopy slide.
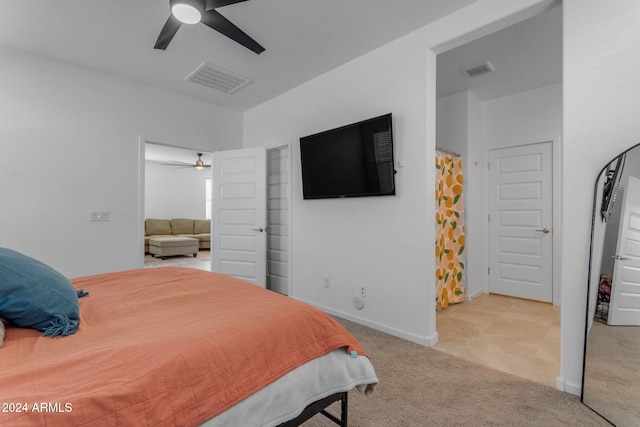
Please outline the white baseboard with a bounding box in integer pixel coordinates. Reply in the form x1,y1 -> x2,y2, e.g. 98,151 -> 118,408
464,288 -> 485,302
555,376 -> 581,396
293,297 -> 438,347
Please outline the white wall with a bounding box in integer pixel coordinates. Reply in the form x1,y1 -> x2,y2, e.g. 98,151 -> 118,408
562,0 -> 640,395
245,34 -> 434,345
145,161 -> 210,219
0,45 -> 242,278
243,0 -> 553,346
436,91 -> 487,300
483,82 -> 562,149
467,92 -> 485,299
437,92 -> 468,156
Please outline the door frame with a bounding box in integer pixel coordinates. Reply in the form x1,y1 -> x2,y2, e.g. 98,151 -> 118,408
486,137 -> 562,306
137,137 -> 215,267
266,142 -> 293,296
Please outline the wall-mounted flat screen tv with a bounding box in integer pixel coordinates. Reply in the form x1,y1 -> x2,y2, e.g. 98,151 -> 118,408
300,113 -> 395,199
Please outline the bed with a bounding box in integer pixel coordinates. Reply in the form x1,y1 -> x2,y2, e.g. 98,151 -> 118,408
0,261 -> 377,426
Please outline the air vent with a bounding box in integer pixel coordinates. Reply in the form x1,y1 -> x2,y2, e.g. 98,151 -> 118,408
462,61 -> 495,78
185,62 -> 252,94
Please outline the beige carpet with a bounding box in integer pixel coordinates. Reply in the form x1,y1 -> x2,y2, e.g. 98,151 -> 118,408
302,318 -> 609,427
583,320 -> 640,426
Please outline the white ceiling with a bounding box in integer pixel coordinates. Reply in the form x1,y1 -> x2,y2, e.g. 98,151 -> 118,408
0,0 -> 476,112
0,1 -> 561,162
437,4 -> 562,100
145,142 -> 213,165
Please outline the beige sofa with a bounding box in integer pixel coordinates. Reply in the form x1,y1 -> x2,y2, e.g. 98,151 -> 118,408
144,218 -> 211,253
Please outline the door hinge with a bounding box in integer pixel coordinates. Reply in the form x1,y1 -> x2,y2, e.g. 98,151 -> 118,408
488,267 -> 490,275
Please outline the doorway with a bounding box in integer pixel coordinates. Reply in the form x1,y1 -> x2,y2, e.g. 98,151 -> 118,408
209,144 -> 292,291
434,4 -> 562,388
142,141 -> 213,269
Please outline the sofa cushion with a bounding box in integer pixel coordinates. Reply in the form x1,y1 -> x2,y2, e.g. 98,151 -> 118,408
146,219 -> 171,236
0,248 -> 81,337
194,219 -> 211,234
171,219 -> 194,235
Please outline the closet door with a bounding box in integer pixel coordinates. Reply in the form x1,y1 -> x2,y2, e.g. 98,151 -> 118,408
266,145 -> 291,295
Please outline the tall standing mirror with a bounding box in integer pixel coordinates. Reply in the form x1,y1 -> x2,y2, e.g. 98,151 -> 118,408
583,143 -> 640,426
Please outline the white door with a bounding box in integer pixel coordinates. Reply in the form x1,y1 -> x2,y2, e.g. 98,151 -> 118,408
489,142 -> 553,302
608,175 -> 640,325
211,147 -> 267,287
266,145 -> 291,295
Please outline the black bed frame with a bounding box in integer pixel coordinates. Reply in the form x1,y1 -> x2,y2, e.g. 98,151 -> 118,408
277,391 -> 348,427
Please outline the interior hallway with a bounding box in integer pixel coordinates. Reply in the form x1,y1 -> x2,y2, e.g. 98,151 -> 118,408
435,293 -> 560,388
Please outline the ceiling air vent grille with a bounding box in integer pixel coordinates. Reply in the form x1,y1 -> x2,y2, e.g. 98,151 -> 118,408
463,61 -> 495,78
185,62 -> 252,94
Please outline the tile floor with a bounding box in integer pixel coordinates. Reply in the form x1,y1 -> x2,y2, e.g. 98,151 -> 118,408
435,293 -> 560,388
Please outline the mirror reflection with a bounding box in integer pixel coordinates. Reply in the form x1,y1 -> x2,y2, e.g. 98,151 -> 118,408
583,143 -> 640,426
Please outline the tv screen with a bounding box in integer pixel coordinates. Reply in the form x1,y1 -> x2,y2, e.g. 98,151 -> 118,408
300,113 -> 395,199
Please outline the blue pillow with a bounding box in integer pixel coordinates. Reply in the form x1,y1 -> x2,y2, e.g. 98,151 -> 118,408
0,248 -> 80,337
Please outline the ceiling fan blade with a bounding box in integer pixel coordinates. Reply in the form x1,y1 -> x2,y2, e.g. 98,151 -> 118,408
205,0 -> 248,11
161,161 -> 195,167
201,9 -> 265,54
154,15 -> 182,50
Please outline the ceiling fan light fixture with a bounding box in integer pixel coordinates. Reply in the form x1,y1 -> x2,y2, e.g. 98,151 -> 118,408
171,0 -> 204,24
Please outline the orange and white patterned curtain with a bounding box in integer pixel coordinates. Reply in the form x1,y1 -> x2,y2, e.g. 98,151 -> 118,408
435,149 -> 465,311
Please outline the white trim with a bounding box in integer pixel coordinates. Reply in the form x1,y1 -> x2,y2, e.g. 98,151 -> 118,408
137,137 -> 146,268
555,376 -> 581,396
464,288 -> 485,302
551,134 -> 563,306
295,297 -> 439,347
266,142 -> 293,296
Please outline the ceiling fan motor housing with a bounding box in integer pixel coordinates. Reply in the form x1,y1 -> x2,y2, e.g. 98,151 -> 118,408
156,0 -> 264,54
170,0 -> 205,24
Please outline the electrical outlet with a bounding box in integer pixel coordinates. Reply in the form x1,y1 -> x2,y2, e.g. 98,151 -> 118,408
90,211 -> 109,222
323,277 -> 330,288
359,285 -> 366,298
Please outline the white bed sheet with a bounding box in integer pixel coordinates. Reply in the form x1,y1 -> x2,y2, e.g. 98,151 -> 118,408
201,349 -> 378,427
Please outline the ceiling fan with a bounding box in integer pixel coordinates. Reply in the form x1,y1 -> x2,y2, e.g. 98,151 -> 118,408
162,153 -> 211,170
154,0 -> 265,54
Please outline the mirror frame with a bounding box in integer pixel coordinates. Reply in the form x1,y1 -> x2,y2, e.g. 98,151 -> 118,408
581,142 -> 640,417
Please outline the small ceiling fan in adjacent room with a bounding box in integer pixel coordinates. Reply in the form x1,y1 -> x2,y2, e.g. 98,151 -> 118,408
162,153 -> 211,170
154,0 -> 265,54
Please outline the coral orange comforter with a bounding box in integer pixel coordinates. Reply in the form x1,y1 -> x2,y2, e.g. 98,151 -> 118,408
0,267 -> 365,426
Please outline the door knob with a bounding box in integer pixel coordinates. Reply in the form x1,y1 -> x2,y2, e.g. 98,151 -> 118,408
252,227 -> 265,232
612,255 -> 631,261
535,228 -> 550,234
